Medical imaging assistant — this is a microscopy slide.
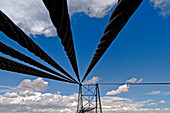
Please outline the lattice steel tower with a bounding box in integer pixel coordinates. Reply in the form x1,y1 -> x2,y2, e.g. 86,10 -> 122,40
77,83 -> 102,113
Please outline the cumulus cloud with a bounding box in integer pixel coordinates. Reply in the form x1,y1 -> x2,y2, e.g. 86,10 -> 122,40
0,0 -> 57,37
0,0 -> 118,37
126,78 -> 137,83
126,78 -> 143,83
101,98 -> 167,113
16,78 -> 48,97
1,0 -> 168,38
159,100 -> 166,104
0,78 -> 170,113
106,84 -> 130,96
148,103 -> 157,106
0,89 -> 11,93
0,85 -> 16,93
0,78 -> 78,112
103,108 -> 170,113
150,0 -> 170,17
148,90 -> 170,96
57,91 -> 61,94
106,77 -> 143,96
0,0 -> 169,38
0,85 -> 15,90
83,76 -> 100,84
68,0 -> 118,18
138,99 -> 153,104
3,92 -> 18,98
17,78 -> 48,92
137,79 -> 143,83
148,91 -> 161,95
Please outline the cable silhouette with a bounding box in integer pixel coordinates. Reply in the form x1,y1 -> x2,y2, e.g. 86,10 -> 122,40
0,10 -> 77,83
83,83 -> 170,86
0,56 -> 76,84
0,1 -> 170,112
82,0 -> 143,82
43,0 -> 80,82
0,41 -> 77,83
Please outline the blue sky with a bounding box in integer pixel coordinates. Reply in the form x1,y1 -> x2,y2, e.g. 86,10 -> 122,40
0,0 -> 170,112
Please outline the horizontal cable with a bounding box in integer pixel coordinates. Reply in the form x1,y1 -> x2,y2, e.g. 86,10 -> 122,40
99,83 -> 170,85
0,56 -> 77,84
0,41 -> 77,83
0,10 -> 77,83
82,83 -> 170,86
82,0 -> 143,82
43,0 -> 80,82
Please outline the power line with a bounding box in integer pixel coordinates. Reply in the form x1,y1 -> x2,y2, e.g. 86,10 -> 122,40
0,56 -> 77,84
83,83 -> 170,86
82,0 -> 143,82
43,0 -> 80,82
0,10 -> 77,83
0,41 -> 77,83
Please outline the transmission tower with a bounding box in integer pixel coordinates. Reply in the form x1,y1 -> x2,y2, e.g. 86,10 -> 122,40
77,83 -> 102,113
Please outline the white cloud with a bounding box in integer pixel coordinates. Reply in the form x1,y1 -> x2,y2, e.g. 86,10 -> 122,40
138,99 -> 153,104
83,76 -> 100,84
148,91 -> 161,95
106,84 -> 130,95
126,78 -> 143,83
0,78 -> 77,112
0,78 -> 170,113
0,0 -> 118,37
106,77 -> 143,96
148,90 -> 170,96
148,102 -> 157,106
0,0 -> 57,37
127,78 -> 137,83
159,100 -> 166,104
16,78 -> 48,97
57,91 -> 61,94
0,0 -> 169,38
68,0 -> 118,18
3,92 -> 18,98
0,85 -> 15,90
150,0 -> 170,17
101,98 -> 167,113
0,89 -> 10,93
103,108 -> 170,113
0,85 -> 16,93
17,78 -> 48,92
137,79 -> 143,83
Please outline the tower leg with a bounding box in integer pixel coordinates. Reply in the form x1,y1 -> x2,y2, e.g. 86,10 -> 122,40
97,84 -> 102,113
77,84 -> 83,113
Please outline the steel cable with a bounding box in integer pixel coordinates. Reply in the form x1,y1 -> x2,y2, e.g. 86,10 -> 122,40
99,83 -> 170,85
83,83 -> 170,86
0,41 -> 77,83
43,0 -> 80,82
82,0 -> 143,82
0,10 -> 77,83
0,56 -> 76,84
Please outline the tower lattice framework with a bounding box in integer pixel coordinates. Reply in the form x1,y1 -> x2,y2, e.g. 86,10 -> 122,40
77,83 -> 102,113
